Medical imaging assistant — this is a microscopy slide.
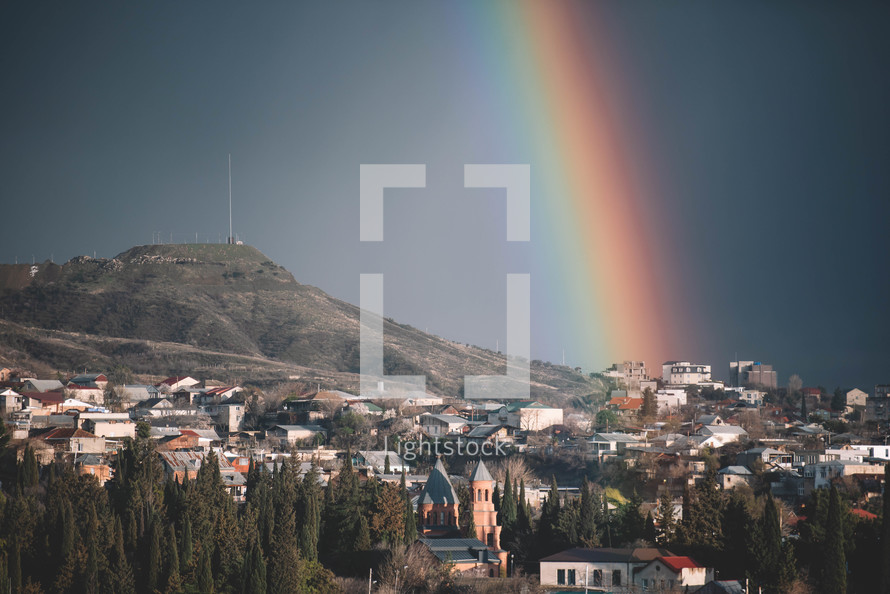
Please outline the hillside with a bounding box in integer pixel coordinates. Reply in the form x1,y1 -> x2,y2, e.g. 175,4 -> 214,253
0,244 -> 603,401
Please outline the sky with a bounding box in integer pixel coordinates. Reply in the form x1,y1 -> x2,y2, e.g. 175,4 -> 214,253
0,1 -> 888,392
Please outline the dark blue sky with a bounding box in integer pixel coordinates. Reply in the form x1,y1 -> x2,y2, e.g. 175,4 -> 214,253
0,1 -> 887,391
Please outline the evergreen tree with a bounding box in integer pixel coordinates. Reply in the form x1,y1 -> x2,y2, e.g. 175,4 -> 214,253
644,512 -> 657,543
9,541 -> 21,594
384,451 -> 391,474
492,482 -> 501,512
751,497 -> 784,591
147,519 -> 161,593
516,479 -> 532,535
166,523 -> 181,593
181,515 -> 194,572
298,488 -> 320,561
85,537 -> 99,594
499,470 -> 517,543
579,477 -> 600,547
882,464 -> 890,593
197,545 -> 214,594
656,490 -> 675,545
404,494 -> 417,544
823,486 -> 847,594
640,387 -> 657,421
241,541 -> 266,594
354,514 -> 371,552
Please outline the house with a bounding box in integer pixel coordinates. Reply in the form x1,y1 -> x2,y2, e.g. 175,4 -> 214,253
75,454 -> 112,485
697,414 -> 724,426
420,413 -> 467,437
199,401 -> 245,432
802,459 -> 884,492
662,362 -> 712,386
38,427 -> 105,454
355,450 -> 408,473
608,396 -> 643,416
68,373 -> 108,390
82,417 -> 136,441
737,447 -> 793,469
636,556 -> 713,590
119,384 -> 160,403
588,433 -> 642,459
487,401 -> 563,432
655,389 -> 688,412
699,425 -> 748,445
158,451 -> 246,501
539,547 -> 675,589
845,388 -> 867,408
21,391 -> 65,414
419,538 -> 503,577
269,424 -> 327,445
0,388 -> 23,414
718,466 -> 755,489
157,376 -> 201,392
22,379 -> 64,393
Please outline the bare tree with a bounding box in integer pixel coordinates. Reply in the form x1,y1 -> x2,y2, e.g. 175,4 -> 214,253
491,456 -> 534,485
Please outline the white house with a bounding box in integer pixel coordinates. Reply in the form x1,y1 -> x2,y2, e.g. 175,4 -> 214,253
539,547 -> 677,590
635,556 -> 713,590
655,389 -> 687,412
487,401 -> 563,432
718,466 -> 755,490
420,413 -> 467,436
662,362 -> 712,386
699,425 -> 748,445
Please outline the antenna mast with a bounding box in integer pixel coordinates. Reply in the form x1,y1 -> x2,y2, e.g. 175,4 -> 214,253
228,154 -> 233,244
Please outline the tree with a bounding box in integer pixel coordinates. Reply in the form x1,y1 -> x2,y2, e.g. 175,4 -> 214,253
656,490 -> 675,545
823,486 -> 847,594
831,388 -> 846,412
369,482 -> 405,545
147,519 -> 161,593
579,478 -> 600,547
882,464 -> 890,593
640,387 -> 657,422
241,541 -> 267,594
197,545 -> 214,594
596,409 -> 618,428
499,470 -> 517,542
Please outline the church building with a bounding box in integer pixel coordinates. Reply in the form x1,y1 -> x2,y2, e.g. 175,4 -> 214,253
417,458 -> 509,577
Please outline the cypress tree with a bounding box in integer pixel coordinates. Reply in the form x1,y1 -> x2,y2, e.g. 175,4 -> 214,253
384,451 -> 391,475
516,479 -> 532,535
492,482 -> 501,512
166,523 -> 181,592
242,541 -> 266,594
656,490 -> 675,545
644,512 -> 657,543
181,515 -> 194,571
882,463 -> 890,593
500,470 -> 517,540
85,537 -> 99,594
354,514 -> 371,552
197,546 -> 214,594
823,486 -> 847,594
404,494 -> 417,544
147,519 -> 161,593
9,541 -> 21,594
579,477 -> 599,547
298,489 -> 320,561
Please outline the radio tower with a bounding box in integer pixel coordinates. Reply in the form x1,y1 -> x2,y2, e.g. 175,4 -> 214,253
228,153 -> 233,244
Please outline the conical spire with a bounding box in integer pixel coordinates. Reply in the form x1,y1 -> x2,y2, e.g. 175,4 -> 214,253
419,458 -> 458,505
469,459 -> 494,483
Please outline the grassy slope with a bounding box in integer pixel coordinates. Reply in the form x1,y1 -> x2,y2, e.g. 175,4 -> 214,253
0,244 -> 604,401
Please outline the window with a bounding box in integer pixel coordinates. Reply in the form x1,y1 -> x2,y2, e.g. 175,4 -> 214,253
567,569 -> 576,585
557,569 -> 566,585
487,533 -> 494,547
613,570 -> 621,586
478,488 -> 482,501
439,512 -> 444,525
485,490 -> 489,501
593,569 -> 603,586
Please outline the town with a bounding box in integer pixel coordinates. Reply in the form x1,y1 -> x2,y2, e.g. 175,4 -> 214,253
0,359 -> 885,593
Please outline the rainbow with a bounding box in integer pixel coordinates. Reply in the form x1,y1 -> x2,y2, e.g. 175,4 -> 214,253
456,1 -> 690,373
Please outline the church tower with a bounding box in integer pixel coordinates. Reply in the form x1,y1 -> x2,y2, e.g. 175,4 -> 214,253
417,458 -> 460,536
469,460 -> 509,572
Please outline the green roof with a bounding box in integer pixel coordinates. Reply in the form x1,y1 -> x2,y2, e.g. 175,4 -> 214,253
419,459 -> 458,505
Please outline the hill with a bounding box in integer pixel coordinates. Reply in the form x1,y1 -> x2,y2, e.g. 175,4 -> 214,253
0,244 -> 603,401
